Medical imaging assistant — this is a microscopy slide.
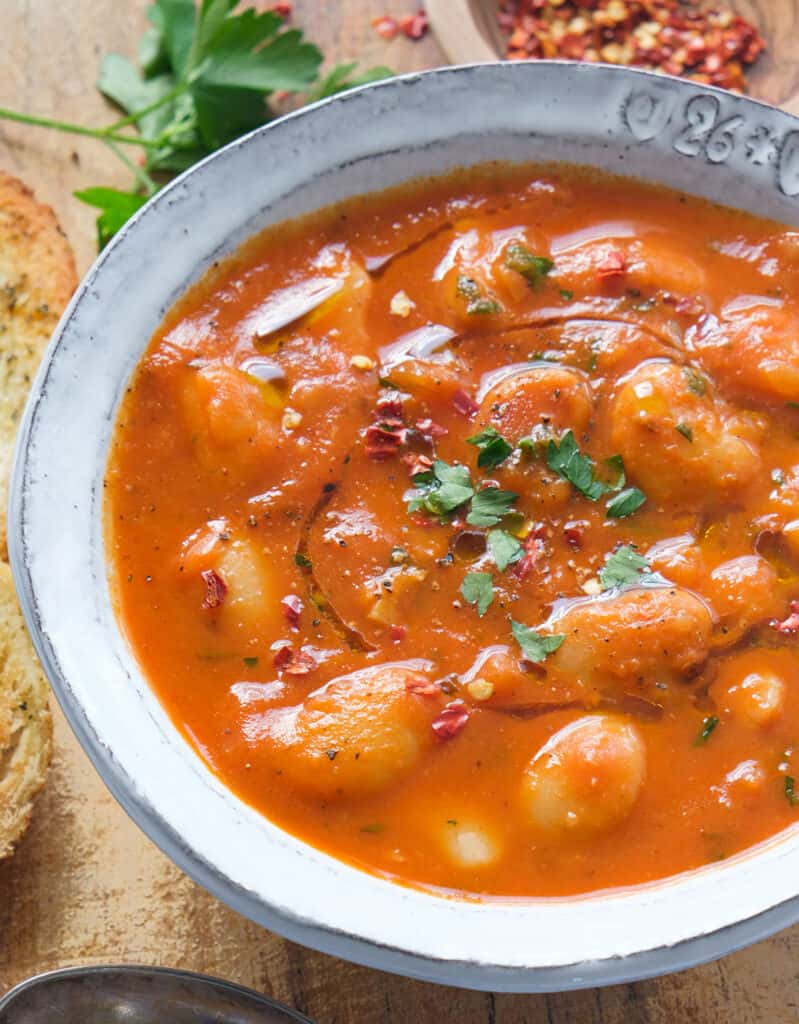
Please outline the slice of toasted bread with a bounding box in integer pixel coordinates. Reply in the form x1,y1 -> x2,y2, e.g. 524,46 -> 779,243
0,561 -> 52,859
0,172 -> 77,560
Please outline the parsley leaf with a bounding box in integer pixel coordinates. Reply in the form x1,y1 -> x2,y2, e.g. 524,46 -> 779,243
504,242 -> 554,287
33,2 -> 393,247
456,275 -> 502,315
605,454 -> 626,490
695,715 -> 719,746
511,620 -> 565,663
307,62 -> 394,102
599,545 -> 653,590
460,572 -> 494,616
73,187 -> 149,248
676,423 -> 694,442
683,366 -> 707,396
294,552 -> 312,569
487,529 -> 524,571
466,427 -> 513,469
546,430 -> 609,501
606,486 -> 647,519
408,460 -> 474,518
786,775 -> 797,807
466,488 -> 518,528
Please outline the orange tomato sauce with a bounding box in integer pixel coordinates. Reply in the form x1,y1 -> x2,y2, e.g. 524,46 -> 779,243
107,165 -> 799,898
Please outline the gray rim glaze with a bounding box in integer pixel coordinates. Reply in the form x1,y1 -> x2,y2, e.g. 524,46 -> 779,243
10,63 -> 799,992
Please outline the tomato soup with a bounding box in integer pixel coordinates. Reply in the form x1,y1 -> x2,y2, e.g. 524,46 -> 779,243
107,165 -> 799,898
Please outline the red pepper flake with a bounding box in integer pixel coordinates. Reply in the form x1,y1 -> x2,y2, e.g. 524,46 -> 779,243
596,250 -> 627,280
201,569 -> 227,609
372,15 -> 399,39
365,419 -> 408,460
390,625 -> 408,643
406,676 -> 440,696
415,417 -> 448,439
497,0 -> 764,94
270,1 -> 292,17
402,452 -> 433,478
452,389 -> 479,420
563,520 -> 587,549
512,535 -> 547,581
772,601 -> 799,635
281,594 -> 303,629
376,391 -> 404,419
273,642 -> 318,675
399,10 -> 429,40
432,700 -> 470,740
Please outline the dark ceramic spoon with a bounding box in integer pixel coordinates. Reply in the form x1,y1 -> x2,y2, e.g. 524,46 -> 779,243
0,965 -> 315,1024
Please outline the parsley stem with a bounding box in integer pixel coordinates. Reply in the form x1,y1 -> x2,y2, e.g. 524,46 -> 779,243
0,105 -> 161,148
104,81 -> 189,133
105,140 -> 158,197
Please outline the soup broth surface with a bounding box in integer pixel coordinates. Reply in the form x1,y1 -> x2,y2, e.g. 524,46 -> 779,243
108,165 -> 799,897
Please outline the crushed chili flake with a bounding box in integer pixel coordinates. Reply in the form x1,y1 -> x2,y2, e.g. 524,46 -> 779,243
415,417 -> 448,439
391,624 -> 408,642
270,1 -> 292,18
273,642 -> 317,675
512,535 -> 547,581
376,390 -> 405,419
772,601 -> 799,635
372,15 -> 400,40
365,418 -> 409,460
399,10 -> 429,40
498,1 -> 765,93
564,520 -> 587,548
281,594 -> 304,628
406,676 -> 441,696
432,700 -> 471,739
402,452 -> 434,478
452,389 -> 480,420
200,568 -> 227,609
597,250 -> 627,280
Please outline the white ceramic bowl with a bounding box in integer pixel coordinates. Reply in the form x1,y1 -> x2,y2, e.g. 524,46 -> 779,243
11,62 -> 799,992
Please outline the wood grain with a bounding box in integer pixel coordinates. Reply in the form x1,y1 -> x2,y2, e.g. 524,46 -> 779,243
1,3 -> 799,1022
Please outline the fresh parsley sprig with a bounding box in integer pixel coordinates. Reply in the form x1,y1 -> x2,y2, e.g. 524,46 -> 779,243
0,1 -> 392,248
466,427 -> 513,469
599,545 -> 656,590
511,620 -> 565,663
546,431 -> 646,518
460,572 -> 494,616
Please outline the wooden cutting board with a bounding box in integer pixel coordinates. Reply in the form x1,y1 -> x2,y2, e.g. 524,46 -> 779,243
2,3 -> 799,1022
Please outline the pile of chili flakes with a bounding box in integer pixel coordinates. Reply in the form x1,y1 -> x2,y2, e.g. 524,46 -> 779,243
498,0 -> 765,92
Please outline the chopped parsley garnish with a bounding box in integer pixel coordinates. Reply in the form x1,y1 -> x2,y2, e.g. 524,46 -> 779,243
546,430 -> 609,501
460,572 -> 494,616
408,459 -> 474,517
606,486 -> 647,519
786,775 -> 797,807
599,545 -> 654,590
560,288 -> 574,301
466,427 -> 513,469
487,529 -> 524,571
684,366 -> 707,396
466,488 -> 518,528
676,423 -> 694,442
294,552 -> 312,569
511,620 -> 565,663
695,715 -> 719,745
243,656 -> 259,668
605,454 -> 626,489
504,242 -> 554,288
456,275 -> 502,315
360,822 -> 385,834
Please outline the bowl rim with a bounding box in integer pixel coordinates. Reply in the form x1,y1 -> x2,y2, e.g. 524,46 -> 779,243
10,60 -> 799,992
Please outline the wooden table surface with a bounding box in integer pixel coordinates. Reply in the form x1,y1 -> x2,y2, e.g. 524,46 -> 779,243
2,3 -> 799,1021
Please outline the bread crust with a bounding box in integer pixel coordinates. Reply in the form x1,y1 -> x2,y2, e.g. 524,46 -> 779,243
0,171 -> 77,559
0,171 -> 74,856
